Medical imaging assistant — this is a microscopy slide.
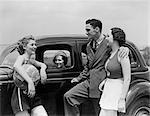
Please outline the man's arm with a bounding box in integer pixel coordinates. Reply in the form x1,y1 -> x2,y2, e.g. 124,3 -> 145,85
119,46 -> 129,58
71,65 -> 89,83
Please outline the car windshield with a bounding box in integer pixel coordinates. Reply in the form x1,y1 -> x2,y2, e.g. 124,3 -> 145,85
1,49 -> 19,67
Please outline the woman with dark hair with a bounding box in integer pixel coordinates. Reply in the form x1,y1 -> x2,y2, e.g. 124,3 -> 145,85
53,51 -> 69,115
53,51 -> 68,69
99,27 -> 131,116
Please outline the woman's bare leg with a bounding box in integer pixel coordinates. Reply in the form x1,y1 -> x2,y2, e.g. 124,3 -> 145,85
15,110 -> 30,116
99,108 -> 117,116
31,105 -> 48,116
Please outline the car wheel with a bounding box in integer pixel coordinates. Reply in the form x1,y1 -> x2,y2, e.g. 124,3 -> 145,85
119,97 -> 150,116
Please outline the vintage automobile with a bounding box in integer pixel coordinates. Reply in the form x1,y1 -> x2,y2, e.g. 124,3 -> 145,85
0,34 -> 150,116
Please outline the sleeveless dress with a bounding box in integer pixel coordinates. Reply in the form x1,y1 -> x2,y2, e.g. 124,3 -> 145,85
99,50 -> 124,111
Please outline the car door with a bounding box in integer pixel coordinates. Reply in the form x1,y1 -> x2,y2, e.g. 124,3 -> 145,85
35,39 -> 80,115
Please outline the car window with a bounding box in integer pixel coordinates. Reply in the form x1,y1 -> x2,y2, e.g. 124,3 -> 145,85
2,49 -> 20,67
44,50 -> 71,70
81,52 -> 88,67
81,43 -> 88,67
128,49 -> 140,70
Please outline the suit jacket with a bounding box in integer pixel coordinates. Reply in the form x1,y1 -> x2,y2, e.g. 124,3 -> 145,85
77,38 -> 111,98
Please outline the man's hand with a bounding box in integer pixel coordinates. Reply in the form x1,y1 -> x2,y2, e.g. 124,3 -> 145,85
119,47 -> 129,58
71,78 -> 79,83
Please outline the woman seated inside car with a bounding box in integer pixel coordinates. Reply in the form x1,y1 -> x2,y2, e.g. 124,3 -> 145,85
53,51 -> 68,69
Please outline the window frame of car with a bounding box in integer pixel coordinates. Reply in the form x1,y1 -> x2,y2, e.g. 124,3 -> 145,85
76,40 -> 88,71
36,40 -> 77,73
35,40 -> 82,80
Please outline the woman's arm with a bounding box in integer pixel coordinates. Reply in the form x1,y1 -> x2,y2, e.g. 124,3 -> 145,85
118,54 -> 131,112
31,59 -> 47,70
32,60 -> 47,84
120,56 -> 131,99
99,78 -> 107,91
14,55 -> 35,98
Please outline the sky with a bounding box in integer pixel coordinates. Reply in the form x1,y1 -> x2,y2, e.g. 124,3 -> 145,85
0,0 -> 149,53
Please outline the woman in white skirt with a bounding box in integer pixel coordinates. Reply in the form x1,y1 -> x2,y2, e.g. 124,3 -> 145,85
99,27 -> 131,116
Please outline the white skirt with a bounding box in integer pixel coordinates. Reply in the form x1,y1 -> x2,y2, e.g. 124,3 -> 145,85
99,78 -> 123,110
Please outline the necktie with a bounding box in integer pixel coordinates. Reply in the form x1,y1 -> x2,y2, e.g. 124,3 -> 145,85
95,41 -> 98,49
92,41 -> 98,53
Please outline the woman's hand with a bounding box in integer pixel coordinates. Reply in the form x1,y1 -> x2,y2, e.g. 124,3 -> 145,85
40,68 -> 47,84
118,98 -> 126,113
27,81 -> 35,98
99,79 -> 106,91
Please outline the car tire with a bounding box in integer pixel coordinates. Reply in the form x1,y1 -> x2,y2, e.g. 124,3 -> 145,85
119,97 -> 150,116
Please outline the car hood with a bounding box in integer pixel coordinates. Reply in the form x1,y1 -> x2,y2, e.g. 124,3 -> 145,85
0,65 -> 13,81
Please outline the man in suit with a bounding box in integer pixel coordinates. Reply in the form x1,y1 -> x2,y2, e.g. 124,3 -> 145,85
64,19 -> 128,116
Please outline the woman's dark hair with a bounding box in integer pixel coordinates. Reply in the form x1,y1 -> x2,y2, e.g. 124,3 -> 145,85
86,19 -> 102,33
110,27 -> 126,46
53,52 -> 68,65
17,35 -> 35,55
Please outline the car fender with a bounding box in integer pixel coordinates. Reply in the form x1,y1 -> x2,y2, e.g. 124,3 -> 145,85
126,81 -> 150,108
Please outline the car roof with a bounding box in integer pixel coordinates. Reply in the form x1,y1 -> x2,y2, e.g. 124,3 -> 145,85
35,34 -> 136,49
35,34 -> 89,46
0,34 -> 137,56
36,34 -> 88,41
0,34 -> 137,62
0,34 -> 147,69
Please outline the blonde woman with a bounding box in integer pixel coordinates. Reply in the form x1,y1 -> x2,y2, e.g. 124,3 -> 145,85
11,36 -> 48,116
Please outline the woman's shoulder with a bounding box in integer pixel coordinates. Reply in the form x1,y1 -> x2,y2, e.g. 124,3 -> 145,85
15,55 -> 25,62
13,55 -> 26,67
17,54 -> 25,58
